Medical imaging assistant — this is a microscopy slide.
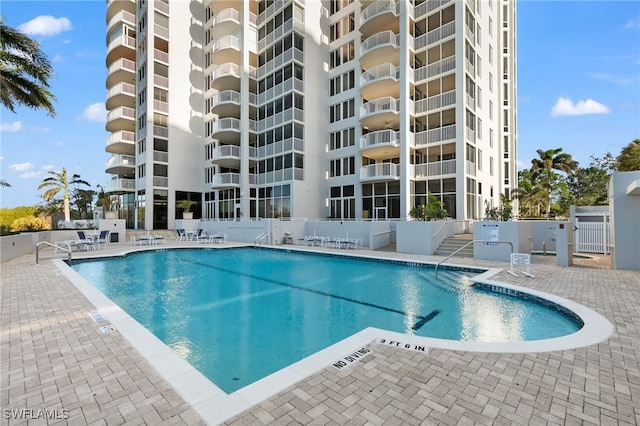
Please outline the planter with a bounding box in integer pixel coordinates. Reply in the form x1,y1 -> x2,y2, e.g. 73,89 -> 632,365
182,212 -> 194,220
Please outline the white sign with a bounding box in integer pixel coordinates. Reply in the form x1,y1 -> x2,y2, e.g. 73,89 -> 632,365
509,253 -> 534,278
482,224 -> 499,246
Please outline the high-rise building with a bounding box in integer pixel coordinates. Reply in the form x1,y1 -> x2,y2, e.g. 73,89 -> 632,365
104,0 -> 517,229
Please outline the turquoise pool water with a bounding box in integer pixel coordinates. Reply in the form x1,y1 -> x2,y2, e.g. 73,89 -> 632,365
70,248 -> 582,393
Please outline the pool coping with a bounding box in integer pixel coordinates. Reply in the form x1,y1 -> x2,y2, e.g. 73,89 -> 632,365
53,246 -> 614,425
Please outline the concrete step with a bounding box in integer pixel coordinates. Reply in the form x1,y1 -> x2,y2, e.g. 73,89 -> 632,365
435,234 -> 474,257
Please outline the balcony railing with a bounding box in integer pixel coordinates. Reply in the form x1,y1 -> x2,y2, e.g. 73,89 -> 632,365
155,0 -> 169,15
105,178 -> 135,193
154,49 -> 169,63
212,173 -> 240,186
107,10 -> 135,31
213,35 -> 240,53
153,150 -> 169,162
361,97 -> 399,117
211,145 -> 241,159
360,130 -> 399,149
213,8 -> 240,26
361,0 -> 398,25
360,163 -> 400,180
106,154 -> 135,169
414,20 -> 455,50
107,82 -> 135,100
154,125 -> 168,138
213,90 -> 255,106
213,118 -> 258,133
361,31 -> 399,55
107,34 -> 135,54
414,0 -> 453,17
153,100 -> 168,113
107,58 -> 135,77
212,63 -> 240,80
257,137 -> 304,159
413,159 -> 456,178
106,130 -> 135,147
414,56 -> 455,82
107,106 -> 135,122
360,63 -> 399,86
155,24 -> 169,39
414,90 -> 456,114
154,74 -> 169,88
414,124 -> 457,146
465,160 -> 476,176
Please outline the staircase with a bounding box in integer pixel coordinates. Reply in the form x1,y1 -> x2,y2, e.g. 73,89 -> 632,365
434,233 -> 474,257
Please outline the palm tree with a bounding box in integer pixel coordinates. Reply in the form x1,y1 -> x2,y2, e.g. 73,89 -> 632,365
0,17 -> 56,116
530,148 -> 578,218
38,168 -> 90,222
616,139 -> 640,172
0,180 -> 10,187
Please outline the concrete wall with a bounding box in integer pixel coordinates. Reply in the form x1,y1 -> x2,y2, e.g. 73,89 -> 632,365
473,221 -> 532,262
610,171 -> 640,270
396,220 -> 471,255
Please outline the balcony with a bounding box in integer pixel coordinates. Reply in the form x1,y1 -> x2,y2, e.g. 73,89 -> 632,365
106,58 -> 135,88
106,0 -> 135,26
211,90 -> 240,117
211,172 -> 240,188
414,0 -> 453,18
360,31 -> 400,70
413,159 -> 456,179
414,90 -> 456,115
414,21 -> 455,51
106,82 -> 135,110
413,124 -> 457,147
360,163 -> 400,181
155,24 -> 169,40
107,9 -> 135,33
154,48 -> 169,64
212,35 -> 241,65
210,8 -> 241,38
360,97 -> 400,131
106,130 -> 135,154
211,118 -> 257,143
360,0 -> 399,39
106,106 -> 135,132
154,73 -> 169,89
360,130 -> 400,160
106,34 -> 136,65
360,63 -> 400,100
414,56 -> 456,82
211,63 -> 241,91
104,177 -> 135,194
105,154 -> 136,175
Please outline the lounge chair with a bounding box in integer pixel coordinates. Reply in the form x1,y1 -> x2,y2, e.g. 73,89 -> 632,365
96,230 -> 110,249
75,231 -> 96,251
176,228 -> 186,241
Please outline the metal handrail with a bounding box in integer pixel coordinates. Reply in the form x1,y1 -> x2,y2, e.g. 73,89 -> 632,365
254,232 -> 270,247
36,241 -> 72,264
435,240 -> 514,277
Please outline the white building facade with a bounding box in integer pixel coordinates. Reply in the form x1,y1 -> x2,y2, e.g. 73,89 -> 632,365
104,0 -> 517,229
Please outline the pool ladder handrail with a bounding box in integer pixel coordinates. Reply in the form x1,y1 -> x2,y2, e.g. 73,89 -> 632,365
254,232 -> 270,247
36,241 -> 72,264
435,239 -> 513,278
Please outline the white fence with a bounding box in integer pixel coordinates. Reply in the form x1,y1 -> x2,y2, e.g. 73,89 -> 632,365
575,222 -> 609,254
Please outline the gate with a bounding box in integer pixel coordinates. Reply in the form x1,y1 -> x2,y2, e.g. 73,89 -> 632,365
575,221 -> 610,254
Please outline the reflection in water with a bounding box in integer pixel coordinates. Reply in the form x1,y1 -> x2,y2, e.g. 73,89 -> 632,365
460,292 -> 525,341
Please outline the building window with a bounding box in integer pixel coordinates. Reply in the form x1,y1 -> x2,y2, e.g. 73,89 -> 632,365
330,185 -> 355,219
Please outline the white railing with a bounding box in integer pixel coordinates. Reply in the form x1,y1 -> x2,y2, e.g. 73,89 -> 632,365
413,159 -> 456,177
414,20 -> 455,50
360,130 -> 399,149
212,173 -> 240,186
465,160 -> 476,176
465,58 -> 475,76
360,63 -> 399,86
414,90 -> 456,114
107,106 -> 135,121
257,138 -> 304,158
107,58 -> 135,77
155,24 -> 169,39
214,90 -> 241,105
153,100 -> 168,113
465,92 -> 475,111
414,56 -> 456,82
213,35 -> 240,53
106,154 -> 135,169
106,130 -> 135,147
212,63 -> 240,80
213,118 -> 241,133
466,127 -> 476,143
154,74 -> 169,88
257,48 -> 303,79
361,97 -> 399,117
107,10 -> 135,30
361,0 -> 398,25
415,0 -> 453,17
360,163 -> 400,180
107,82 -> 135,100
105,178 -> 135,192
361,31 -> 399,55
154,48 -> 169,63
213,8 -> 240,25
153,176 -> 168,187
211,145 -> 241,159
414,124 -> 457,146
107,34 -> 135,54
155,0 -> 169,15
257,77 -> 304,105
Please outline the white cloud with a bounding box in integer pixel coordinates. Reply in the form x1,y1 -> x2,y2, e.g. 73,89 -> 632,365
19,172 -> 42,179
623,16 -> 640,30
53,54 -> 65,63
78,103 -> 107,123
9,162 -> 34,172
18,16 -> 72,37
1,121 -> 23,132
28,125 -> 51,133
41,164 -> 54,171
550,97 -> 610,117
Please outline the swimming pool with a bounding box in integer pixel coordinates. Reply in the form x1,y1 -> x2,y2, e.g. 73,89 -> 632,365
70,247 -> 582,393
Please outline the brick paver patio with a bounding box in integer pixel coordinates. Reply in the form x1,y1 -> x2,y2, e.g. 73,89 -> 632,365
2,242 -> 639,425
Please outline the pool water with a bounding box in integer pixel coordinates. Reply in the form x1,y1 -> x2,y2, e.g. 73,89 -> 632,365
70,248 -> 582,393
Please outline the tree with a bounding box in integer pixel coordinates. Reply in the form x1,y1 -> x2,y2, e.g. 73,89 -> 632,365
0,180 -> 10,187
38,168 -> 90,223
409,193 -> 448,221
0,17 -> 56,116
567,165 -> 610,206
530,148 -> 578,218
616,139 -> 640,172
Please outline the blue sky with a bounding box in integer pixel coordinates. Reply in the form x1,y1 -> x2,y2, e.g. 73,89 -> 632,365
1,0 -> 639,208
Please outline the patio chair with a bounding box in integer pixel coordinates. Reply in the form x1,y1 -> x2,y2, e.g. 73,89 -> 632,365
176,228 -> 186,241
96,230 -> 110,249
